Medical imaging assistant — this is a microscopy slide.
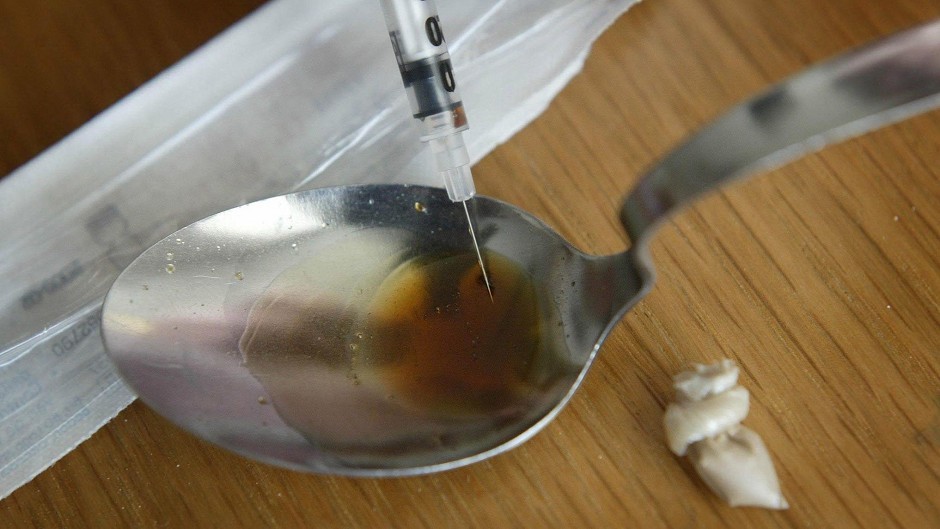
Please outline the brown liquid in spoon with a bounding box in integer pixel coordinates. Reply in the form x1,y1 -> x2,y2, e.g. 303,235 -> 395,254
360,251 -> 540,414
239,249 -> 546,456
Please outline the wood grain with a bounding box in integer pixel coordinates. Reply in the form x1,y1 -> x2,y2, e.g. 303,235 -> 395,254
2,0 -> 939,527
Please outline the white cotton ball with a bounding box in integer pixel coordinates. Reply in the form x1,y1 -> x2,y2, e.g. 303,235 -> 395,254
688,425 -> 789,509
663,359 -> 788,510
673,359 -> 740,402
663,386 -> 750,455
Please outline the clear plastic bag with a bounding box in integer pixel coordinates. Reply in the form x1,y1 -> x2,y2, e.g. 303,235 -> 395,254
0,0 -> 636,498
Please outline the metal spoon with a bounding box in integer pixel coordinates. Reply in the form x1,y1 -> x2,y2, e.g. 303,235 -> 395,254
102,21 -> 940,476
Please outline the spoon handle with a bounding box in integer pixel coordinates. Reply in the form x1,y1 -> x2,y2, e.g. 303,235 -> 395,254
621,20 -> 940,248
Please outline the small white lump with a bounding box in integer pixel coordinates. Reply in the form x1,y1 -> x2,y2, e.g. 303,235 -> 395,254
664,359 -> 788,509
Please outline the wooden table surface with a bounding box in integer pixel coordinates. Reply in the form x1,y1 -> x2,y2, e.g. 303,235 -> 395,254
2,0 -> 939,527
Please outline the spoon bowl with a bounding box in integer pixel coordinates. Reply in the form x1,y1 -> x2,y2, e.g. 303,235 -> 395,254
103,184 -> 627,474
102,20 -> 940,475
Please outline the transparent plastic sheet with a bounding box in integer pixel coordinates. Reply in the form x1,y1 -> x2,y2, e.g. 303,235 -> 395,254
0,0 -> 637,498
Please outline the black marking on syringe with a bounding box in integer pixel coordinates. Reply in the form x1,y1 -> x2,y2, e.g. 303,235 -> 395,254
439,60 -> 456,92
425,16 -> 444,46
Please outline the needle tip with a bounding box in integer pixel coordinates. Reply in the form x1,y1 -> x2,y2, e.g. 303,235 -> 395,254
461,200 -> 493,302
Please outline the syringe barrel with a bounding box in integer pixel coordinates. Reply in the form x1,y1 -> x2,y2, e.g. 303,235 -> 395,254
378,0 -> 468,141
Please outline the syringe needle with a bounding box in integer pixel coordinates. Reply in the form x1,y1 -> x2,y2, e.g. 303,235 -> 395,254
462,199 -> 493,301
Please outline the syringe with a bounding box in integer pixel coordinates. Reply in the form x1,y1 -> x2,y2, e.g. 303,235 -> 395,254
378,0 -> 493,300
